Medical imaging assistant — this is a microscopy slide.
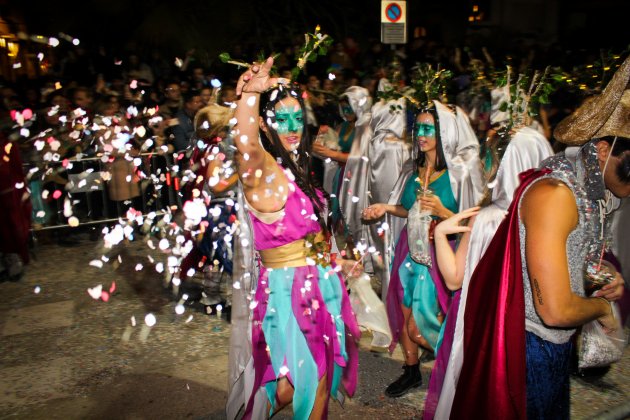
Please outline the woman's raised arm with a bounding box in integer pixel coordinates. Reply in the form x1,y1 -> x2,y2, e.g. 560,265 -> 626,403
233,57 -> 279,186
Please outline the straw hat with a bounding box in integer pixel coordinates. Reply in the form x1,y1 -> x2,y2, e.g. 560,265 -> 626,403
554,55 -> 630,145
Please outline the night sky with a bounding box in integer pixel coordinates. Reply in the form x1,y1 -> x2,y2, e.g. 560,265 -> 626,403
2,0 -> 628,56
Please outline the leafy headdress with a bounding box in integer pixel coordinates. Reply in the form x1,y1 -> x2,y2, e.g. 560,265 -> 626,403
219,25 -> 332,86
482,66 -> 556,182
492,65 -> 555,133
379,63 -> 452,112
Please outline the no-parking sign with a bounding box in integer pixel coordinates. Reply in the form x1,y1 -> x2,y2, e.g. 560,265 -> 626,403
381,1 -> 407,44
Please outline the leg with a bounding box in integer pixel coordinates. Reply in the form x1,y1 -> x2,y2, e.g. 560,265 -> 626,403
308,375 -> 328,420
525,332 -> 572,419
384,305 -> 423,397
400,305 -> 420,364
407,311 -> 434,352
273,376 -> 294,413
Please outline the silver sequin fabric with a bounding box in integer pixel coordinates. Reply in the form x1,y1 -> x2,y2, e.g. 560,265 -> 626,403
517,142 -> 609,344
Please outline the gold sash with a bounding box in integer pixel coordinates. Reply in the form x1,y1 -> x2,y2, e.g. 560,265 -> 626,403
258,232 -> 327,269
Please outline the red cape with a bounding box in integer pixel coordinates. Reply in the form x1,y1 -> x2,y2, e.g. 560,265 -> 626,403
451,168 -> 551,420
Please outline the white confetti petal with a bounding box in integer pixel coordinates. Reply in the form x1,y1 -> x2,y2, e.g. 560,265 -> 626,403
144,313 -> 157,327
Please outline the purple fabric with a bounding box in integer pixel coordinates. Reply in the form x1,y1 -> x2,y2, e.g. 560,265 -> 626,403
249,177 -> 323,250
243,172 -> 360,418
429,239 -> 454,315
243,265 -> 360,419
387,227 -> 409,353
386,225 -> 453,353
244,267 -> 274,419
424,290 -> 461,419
337,268 -> 361,396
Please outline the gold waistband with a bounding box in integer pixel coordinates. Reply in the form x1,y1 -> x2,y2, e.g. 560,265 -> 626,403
258,232 -> 327,269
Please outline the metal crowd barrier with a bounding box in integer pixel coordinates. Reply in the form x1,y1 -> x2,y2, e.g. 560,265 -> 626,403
27,152 -> 185,231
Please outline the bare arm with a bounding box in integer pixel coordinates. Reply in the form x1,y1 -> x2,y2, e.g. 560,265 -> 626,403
434,208 -> 479,290
362,203 -> 408,220
233,58 -> 278,188
521,180 -> 613,328
312,143 -> 349,163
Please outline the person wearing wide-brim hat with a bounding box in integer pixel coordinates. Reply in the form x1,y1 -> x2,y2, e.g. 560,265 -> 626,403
449,56 -> 629,419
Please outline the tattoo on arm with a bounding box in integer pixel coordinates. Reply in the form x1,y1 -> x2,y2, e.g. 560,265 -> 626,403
532,278 -> 543,305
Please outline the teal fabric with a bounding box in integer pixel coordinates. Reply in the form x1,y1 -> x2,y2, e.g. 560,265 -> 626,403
400,170 -> 458,216
262,265 -> 347,419
29,180 -> 51,224
318,268 -> 348,399
398,252 -> 442,350
397,170 -> 458,351
400,175 -> 420,211
337,122 -> 355,153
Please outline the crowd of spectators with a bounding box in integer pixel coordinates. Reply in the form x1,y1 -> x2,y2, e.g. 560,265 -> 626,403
0,35 -> 622,234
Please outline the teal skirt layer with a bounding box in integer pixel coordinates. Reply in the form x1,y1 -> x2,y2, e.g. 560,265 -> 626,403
261,265 -> 349,419
398,253 -> 444,351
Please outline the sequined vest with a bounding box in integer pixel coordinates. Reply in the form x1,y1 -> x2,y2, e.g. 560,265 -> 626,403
518,143 -> 609,344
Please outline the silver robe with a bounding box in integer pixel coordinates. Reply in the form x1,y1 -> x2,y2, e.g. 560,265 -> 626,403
226,183 -> 265,419
435,126 -> 553,418
364,98 -> 411,298
338,86 -> 373,245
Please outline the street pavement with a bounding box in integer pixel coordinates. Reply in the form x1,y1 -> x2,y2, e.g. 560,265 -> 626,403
0,232 -> 628,419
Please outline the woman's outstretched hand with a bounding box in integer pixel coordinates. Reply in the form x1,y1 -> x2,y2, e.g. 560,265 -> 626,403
236,57 -> 279,96
434,206 -> 480,236
362,203 -> 387,221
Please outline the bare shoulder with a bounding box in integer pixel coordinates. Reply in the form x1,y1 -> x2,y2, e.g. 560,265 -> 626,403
521,178 -> 578,230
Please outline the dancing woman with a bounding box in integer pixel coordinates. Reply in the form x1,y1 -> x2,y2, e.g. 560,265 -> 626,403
226,57 -> 360,419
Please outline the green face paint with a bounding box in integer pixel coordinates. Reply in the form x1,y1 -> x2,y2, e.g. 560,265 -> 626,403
274,107 -> 304,134
415,123 -> 436,138
341,105 -> 354,116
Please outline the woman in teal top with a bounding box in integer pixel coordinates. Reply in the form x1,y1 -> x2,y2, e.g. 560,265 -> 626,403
313,96 -> 356,230
362,107 -> 458,398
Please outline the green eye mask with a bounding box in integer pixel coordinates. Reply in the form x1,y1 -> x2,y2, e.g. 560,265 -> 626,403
415,123 -> 436,138
341,105 -> 354,116
274,107 -> 304,134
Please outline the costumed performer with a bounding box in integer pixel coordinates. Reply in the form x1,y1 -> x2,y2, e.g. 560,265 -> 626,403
226,56 -> 360,419
449,55 -> 629,420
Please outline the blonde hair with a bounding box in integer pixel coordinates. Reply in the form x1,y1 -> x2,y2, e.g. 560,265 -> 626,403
194,104 -> 234,140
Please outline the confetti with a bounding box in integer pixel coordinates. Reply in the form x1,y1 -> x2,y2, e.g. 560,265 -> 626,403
87,284 -> 103,300
144,313 -> 157,327
89,260 -> 104,268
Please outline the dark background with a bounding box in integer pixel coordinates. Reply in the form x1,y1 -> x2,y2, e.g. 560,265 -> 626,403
3,0 -> 628,55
